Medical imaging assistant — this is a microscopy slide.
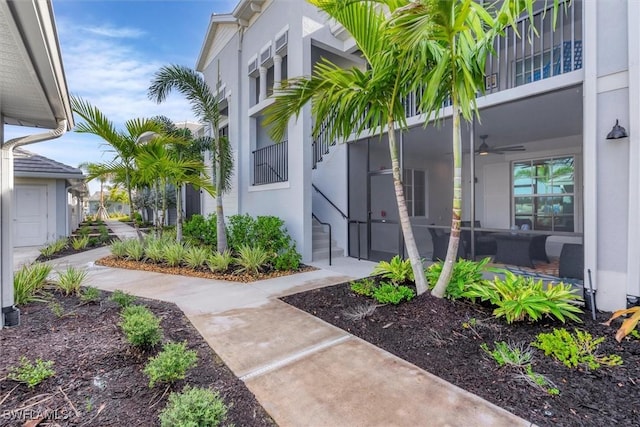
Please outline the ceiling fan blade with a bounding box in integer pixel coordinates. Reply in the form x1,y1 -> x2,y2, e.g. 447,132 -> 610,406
495,145 -> 526,152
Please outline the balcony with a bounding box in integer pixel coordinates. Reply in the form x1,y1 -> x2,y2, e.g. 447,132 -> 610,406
252,140 -> 288,185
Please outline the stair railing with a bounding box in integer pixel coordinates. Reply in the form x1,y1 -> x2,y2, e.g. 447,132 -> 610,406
312,213 -> 332,266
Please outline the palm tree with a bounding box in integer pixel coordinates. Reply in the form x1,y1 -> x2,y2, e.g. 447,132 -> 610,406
71,96 -> 163,234
148,65 -> 233,251
134,135 -> 216,239
264,0 -> 429,295
388,0 -> 562,297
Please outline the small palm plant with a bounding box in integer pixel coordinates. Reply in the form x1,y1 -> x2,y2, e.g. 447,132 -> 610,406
144,237 -> 167,263
183,246 -> 210,269
372,255 -> 414,286
234,245 -> 269,276
13,263 -> 53,306
110,240 -> 128,258
123,239 -> 145,262
163,242 -> 186,267
71,235 -> 91,251
39,238 -> 68,257
206,250 -> 234,273
56,266 -> 88,296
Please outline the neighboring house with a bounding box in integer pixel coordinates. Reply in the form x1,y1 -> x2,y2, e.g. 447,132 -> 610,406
196,0 -> 638,311
1,0 -> 74,326
14,148 -> 86,247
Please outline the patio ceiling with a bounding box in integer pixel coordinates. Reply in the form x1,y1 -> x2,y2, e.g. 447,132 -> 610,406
403,84 -> 583,156
0,0 -> 72,130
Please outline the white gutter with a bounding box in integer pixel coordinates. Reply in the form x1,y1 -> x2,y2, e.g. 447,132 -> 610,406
1,119 -> 68,327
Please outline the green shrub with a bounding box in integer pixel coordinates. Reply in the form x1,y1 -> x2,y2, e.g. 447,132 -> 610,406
123,239 -> 145,261
226,214 -> 255,251
110,238 -> 130,259
253,216 -> 291,254
426,257 -> 493,299
143,342 -> 197,388
184,246 -> 210,269
480,341 -> 533,368
110,290 -> 136,308
350,278 -> 377,297
39,238 -> 68,257
8,357 -> 55,388
71,235 -> 91,250
80,286 -> 101,303
163,242 -> 186,267
159,386 -> 228,427
273,245 -> 302,271
462,271 -> 583,323
372,255 -> 414,285
13,262 -> 52,306
183,214 -> 217,248
77,226 -> 91,237
235,245 -> 269,276
119,305 -> 162,348
372,283 -> 415,305
532,328 -> 623,370
206,250 -> 234,273
55,266 -> 88,296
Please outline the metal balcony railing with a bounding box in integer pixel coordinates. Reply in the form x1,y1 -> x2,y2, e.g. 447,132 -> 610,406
252,140 -> 288,185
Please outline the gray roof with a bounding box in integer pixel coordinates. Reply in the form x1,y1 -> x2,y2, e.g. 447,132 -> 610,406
14,148 -> 84,179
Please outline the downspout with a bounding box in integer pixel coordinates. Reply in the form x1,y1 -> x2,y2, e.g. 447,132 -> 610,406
1,119 -> 68,327
237,22 -> 245,214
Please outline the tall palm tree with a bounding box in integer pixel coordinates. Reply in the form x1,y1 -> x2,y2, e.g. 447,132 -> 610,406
148,65 -> 233,251
388,0 -> 562,297
264,0 -> 430,295
71,96 -> 163,233
134,135 -> 216,239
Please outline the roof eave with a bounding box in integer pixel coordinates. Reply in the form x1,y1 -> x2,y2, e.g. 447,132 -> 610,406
195,14 -> 238,72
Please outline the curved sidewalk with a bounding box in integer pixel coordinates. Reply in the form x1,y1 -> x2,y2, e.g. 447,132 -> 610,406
49,220 -> 534,427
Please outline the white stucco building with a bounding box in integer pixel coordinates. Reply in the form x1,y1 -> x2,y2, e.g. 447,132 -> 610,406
195,0 -> 639,312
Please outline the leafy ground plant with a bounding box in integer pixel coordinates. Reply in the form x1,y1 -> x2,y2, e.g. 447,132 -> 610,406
13,262 -> 52,306
159,386 -> 228,427
532,328 -> 623,370
462,272 -> 583,323
480,341 -> 533,368
372,283 -> 415,305
144,341 -> 198,388
517,365 -> 560,396
8,357 -> 55,388
163,242 -> 187,267
372,255 -> 414,285
119,305 -> 162,349
350,278 -> 377,297
80,286 -> 101,303
124,239 -> 146,262
110,289 -> 136,308
71,235 -> 91,250
235,245 -> 269,276
184,246 -> 210,269
39,238 -> 68,257
110,240 -> 128,258
56,266 -> 88,296
426,257 -> 493,299
206,250 -> 234,273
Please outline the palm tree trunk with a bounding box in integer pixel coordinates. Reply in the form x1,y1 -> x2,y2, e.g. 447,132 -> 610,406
154,179 -> 160,238
432,103 -> 463,298
126,169 -> 144,241
215,138 -> 227,252
176,184 -> 183,242
387,120 -> 428,295
160,179 -> 167,237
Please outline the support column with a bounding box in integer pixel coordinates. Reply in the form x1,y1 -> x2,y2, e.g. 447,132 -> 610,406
259,66 -> 267,102
1,145 -> 16,327
273,54 -> 282,90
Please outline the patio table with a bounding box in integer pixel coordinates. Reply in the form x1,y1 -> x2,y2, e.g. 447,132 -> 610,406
493,233 -> 549,268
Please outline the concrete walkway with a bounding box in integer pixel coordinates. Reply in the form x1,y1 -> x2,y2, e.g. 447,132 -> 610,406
33,220 -> 533,427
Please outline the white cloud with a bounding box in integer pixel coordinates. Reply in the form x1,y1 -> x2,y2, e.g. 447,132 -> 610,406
80,25 -> 145,39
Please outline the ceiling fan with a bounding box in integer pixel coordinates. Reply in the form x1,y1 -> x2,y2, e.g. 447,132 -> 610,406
476,135 -> 525,155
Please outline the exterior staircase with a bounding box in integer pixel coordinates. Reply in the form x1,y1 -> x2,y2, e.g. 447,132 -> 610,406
312,218 -> 344,262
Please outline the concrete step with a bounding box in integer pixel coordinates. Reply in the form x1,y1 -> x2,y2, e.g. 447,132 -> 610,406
312,247 -> 345,261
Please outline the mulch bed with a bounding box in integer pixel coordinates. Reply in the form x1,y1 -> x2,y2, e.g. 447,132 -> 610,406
0,291 -> 275,426
282,282 -> 640,427
96,256 -> 316,283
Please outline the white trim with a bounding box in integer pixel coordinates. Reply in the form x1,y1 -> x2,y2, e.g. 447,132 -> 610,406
248,97 -> 276,117
596,70 -> 629,94
248,181 -> 290,192
583,0 -> 598,290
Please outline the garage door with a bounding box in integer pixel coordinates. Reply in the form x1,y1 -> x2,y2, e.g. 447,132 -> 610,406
14,184 -> 48,247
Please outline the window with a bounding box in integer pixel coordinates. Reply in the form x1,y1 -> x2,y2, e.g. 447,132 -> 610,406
403,169 -> 426,217
512,156 -> 575,232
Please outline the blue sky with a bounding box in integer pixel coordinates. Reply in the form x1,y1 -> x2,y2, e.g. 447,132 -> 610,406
5,0 -> 237,193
